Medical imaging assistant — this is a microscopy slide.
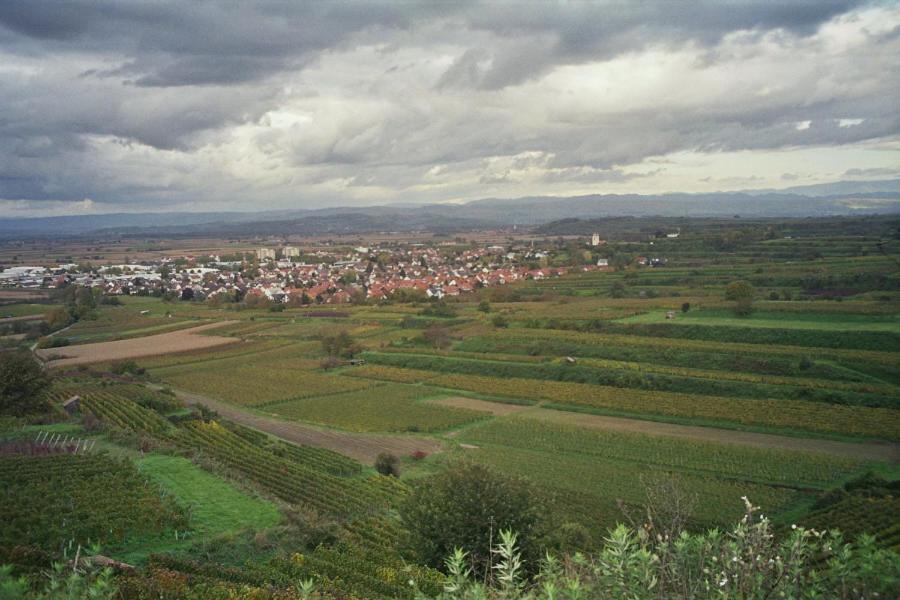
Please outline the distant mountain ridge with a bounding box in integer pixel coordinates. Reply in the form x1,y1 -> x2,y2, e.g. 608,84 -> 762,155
1,180 -> 898,237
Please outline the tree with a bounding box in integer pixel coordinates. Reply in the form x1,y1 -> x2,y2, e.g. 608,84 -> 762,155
491,314 -> 509,328
422,324 -> 452,349
320,330 -> 361,359
399,462 -> 545,577
681,302 -> 691,313
374,452 -> 400,477
725,280 -> 755,316
0,351 -> 51,416
45,306 -> 73,331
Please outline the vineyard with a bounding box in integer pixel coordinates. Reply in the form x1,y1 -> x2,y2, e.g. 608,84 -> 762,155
59,389 -> 174,435
362,349 -> 897,407
162,366 -> 372,406
450,416 -> 876,532
265,384 -> 485,432
0,453 -> 187,555
800,496 -> 900,552
177,420 -> 405,517
416,372 -> 898,439
3,218 -> 898,597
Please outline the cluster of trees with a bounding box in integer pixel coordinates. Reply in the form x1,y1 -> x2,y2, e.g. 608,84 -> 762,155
319,330 -> 362,369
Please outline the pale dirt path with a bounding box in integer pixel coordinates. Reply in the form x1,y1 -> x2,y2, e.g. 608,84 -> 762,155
38,321 -> 240,367
525,408 -> 899,463
174,388 -> 445,464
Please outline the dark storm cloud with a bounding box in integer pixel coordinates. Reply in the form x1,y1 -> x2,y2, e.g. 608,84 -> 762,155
0,1 -> 862,89
442,0 -> 865,89
0,1 -> 896,215
0,1 -> 414,86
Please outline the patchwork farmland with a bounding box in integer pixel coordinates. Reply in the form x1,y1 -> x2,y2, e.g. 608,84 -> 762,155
1,218 -> 898,596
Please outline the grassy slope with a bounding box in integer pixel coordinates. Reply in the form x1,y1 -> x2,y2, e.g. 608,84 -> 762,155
116,454 -> 282,563
136,454 -> 281,535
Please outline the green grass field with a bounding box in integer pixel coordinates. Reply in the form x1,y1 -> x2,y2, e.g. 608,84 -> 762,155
135,454 -> 281,537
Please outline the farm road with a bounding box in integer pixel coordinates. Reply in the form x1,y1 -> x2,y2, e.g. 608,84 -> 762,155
173,389 -> 445,464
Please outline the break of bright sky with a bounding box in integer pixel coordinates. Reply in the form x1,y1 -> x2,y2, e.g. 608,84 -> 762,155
1,1 -> 899,217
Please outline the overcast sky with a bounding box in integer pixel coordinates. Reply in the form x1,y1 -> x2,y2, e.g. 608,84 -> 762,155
1,1 -> 899,217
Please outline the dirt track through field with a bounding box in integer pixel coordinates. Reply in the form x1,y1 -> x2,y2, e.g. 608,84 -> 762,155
525,408 -> 899,463
174,389 -> 445,464
38,321 -> 240,367
430,396 -> 531,416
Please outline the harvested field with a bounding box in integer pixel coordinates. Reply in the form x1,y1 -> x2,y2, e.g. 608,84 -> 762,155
173,388 -> 444,463
37,321 -> 239,367
430,396 -> 532,416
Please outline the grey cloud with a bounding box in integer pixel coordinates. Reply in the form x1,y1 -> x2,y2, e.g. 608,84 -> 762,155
844,166 -> 900,177
0,1 -> 897,214
0,1 -> 413,87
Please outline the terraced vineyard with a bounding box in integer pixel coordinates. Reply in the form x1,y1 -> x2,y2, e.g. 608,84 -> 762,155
451,416 -> 870,531
0,453 -> 187,554
177,420 -> 404,517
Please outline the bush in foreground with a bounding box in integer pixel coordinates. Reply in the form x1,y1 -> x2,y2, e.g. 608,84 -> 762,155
401,463 -> 546,579
428,497 -> 900,599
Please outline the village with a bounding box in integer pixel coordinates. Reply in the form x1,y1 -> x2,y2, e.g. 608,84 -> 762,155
0,236 -> 642,305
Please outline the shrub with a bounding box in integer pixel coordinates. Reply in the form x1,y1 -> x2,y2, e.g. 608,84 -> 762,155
374,452 -> 400,477
110,360 -> 144,376
422,325 -> 452,349
421,301 -> 457,318
81,412 -> 104,432
725,280 -> 755,316
320,356 -> 342,370
491,314 -> 509,328
320,330 -> 361,359
399,462 -> 545,578
435,498 -> 900,599
36,336 -> 70,349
